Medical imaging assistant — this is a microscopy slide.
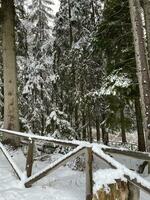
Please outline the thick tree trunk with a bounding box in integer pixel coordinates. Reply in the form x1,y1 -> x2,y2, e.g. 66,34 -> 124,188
134,97 -> 146,151
143,0 -> 150,67
0,5 -> 4,121
2,0 -> 20,146
120,106 -> 127,143
129,0 -> 150,151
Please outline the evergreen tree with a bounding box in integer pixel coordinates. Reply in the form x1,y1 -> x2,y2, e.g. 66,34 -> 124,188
20,0 -> 55,135
94,0 -> 145,150
53,0 -> 103,141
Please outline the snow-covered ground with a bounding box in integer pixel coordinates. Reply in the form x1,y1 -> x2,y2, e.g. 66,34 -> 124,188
0,149 -> 85,200
0,147 -> 150,200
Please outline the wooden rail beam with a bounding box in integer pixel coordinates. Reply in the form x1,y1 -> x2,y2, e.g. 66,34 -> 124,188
102,147 -> 150,161
0,129 -> 79,147
25,146 -> 85,188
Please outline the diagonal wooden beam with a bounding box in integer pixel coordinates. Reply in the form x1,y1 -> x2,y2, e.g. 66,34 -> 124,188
0,142 -> 23,180
25,146 -> 85,187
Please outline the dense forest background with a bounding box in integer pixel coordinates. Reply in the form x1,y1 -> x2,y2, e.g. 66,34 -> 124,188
0,0 -> 149,151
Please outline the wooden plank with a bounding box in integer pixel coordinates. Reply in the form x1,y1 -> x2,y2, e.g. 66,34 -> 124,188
0,129 -> 79,147
93,151 -> 150,195
26,140 -> 34,177
25,146 -> 85,187
85,147 -> 93,200
0,142 -> 23,180
103,147 -> 150,161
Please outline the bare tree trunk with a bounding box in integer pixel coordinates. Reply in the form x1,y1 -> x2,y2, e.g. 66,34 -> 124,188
101,114 -> 109,145
134,96 -> 146,151
82,111 -> 86,140
95,117 -> 100,142
0,5 -> 4,121
143,0 -> 150,67
2,0 -> 20,146
88,108 -> 93,143
120,106 -> 127,143
68,0 -> 73,47
75,103 -> 80,139
129,0 -> 150,151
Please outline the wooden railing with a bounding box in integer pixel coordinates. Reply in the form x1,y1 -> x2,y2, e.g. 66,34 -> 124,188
1,128 -> 150,200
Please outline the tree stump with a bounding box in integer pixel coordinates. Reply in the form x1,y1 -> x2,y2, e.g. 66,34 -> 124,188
93,181 -> 129,200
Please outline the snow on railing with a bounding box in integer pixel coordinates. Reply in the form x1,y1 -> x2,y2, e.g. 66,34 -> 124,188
93,144 -> 150,194
1,128 -> 150,199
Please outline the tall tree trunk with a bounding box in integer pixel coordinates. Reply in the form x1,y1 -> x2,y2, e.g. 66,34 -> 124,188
134,96 -> 146,151
75,103 -> 80,139
82,111 -> 86,140
95,117 -> 100,142
101,113 -> 109,145
129,0 -> 150,151
91,0 -> 96,25
143,0 -> 150,67
120,106 -> 127,143
0,5 -> 4,121
2,0 -> 20,146
88,107 -> 93,143
68,0 -> 73,47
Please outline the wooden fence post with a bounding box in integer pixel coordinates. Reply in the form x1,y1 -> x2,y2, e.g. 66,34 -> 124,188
26,139 -> 34,178
128,182 -> 140,200
85,147 -> 93,200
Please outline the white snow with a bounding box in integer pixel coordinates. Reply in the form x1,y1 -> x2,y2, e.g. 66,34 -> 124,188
93,169 -> 126,192
0,136 -> 150,199
0,148 -> 85,200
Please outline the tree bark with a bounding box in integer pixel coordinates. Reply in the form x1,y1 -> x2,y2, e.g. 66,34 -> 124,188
68,0 -> 73,47
120,106 -> 127,143
88,108 -> 93,143
2,0 -> 20,146
101,114 -> 109,145
134,96 -> 146,151
95,117 -> 100,142
82,111 -> 86,140
129,0 -> 150,151
143,0 -> 150,67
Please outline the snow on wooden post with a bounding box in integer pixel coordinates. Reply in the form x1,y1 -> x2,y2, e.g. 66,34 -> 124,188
26,139 -> 34,178
85,147 -> 93,200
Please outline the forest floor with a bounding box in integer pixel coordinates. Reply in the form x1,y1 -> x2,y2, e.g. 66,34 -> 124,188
0,147 -> 149,200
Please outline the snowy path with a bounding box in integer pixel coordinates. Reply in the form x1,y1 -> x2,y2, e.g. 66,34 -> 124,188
0,150 -> 85,200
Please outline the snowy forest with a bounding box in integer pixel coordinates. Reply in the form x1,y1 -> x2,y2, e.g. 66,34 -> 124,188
1,0 -> 150,200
